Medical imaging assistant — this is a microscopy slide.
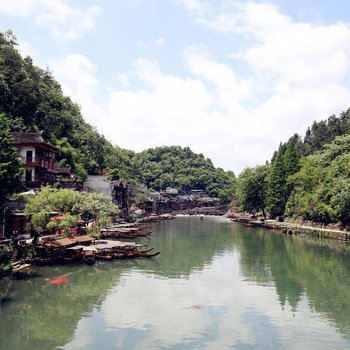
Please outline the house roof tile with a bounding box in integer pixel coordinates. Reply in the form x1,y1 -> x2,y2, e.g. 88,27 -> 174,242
10,132 -> 58,151
10,132 -> 45,144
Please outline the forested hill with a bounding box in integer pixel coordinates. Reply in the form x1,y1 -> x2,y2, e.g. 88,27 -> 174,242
0,30 -> 235,202
236,108 -> 350,226
303,110 -> 350,154
131,146 -> 236,199
0,30 -> 115,179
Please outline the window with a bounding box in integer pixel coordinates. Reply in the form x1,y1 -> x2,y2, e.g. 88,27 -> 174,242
26,150 -> 33,162
25,169 -> 32,182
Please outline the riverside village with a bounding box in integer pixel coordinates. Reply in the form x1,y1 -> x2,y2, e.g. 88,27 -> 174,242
0,132 -> 227,274
2,9 -> 350,348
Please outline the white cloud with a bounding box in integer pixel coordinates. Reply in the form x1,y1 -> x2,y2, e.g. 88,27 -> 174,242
186,50 -> 252,115
104,58 -> 221,153
195,2 -> 350,88
176,0 -> 211,17
137,37 -> 167,50
51,54 -> 98,95
49,2 -> 350,174
17,39 -> 36,59
176,1 -> 350,171
118,74 -> 131,88
35,1 -> 101,41
154,37 -> 166,47
0,0 -> 36,17
0,0 -> 100,41
50,54 -> 104,129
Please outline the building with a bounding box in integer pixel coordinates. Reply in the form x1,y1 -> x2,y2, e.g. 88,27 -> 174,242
11,132 -> 72,188
84,175 -> 113,197
190,189 -> 206,198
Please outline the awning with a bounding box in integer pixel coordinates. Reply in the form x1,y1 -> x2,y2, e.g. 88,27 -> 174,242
75,235 -> 95,243
48,238 -> 78,247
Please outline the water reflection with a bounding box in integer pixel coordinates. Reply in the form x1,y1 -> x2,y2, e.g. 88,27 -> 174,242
1,216 -> 350,349
233,226 -> 350,337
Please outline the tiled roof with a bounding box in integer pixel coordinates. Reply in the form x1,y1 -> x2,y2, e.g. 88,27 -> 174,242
10,132 -> 45,144
10,132 -> 58,151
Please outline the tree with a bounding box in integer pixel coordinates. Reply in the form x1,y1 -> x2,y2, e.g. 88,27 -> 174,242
133,145 -> 236,197
0,113 -> 23,208
24,186 -> 119,240
0,244 -> 12,273
286,135 -> 350,225
266,144 -> 287,218
283,134 -> 302,197
236,165 -> 269,217
72,191 -> 120,219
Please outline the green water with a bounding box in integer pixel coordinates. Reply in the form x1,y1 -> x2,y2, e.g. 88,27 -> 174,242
1,216 -> 350,350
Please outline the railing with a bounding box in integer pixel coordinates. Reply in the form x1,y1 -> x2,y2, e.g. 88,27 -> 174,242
20,156 -> 58,168
20,158 -> 72,175
20,156 -> 56,164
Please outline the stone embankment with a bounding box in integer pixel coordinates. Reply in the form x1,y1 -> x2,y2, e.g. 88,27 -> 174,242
228,213 -> 350,242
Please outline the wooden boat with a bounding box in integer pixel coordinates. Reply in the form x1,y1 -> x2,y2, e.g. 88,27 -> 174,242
94,243 -> 115,261
62,246 -> 84,263
12,263 -> 31,273
100,229 -> 151,239
95,254 -> 114,261
31,256 -> 62,265
125,245 -> 160,258
137,251 -> 160,258
83,251 -> 95,265
124,249 -> 139,258
112,252 -> 128,259
89,240 -> 160,260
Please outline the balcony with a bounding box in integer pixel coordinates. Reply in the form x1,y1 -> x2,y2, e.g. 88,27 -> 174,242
21,156 -> 56,168
21,155 -> 41,166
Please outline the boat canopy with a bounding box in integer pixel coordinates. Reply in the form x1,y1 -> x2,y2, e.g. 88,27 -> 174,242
47,237 -> 77,247
65,245 -> 84,251
75,235 -> 94,243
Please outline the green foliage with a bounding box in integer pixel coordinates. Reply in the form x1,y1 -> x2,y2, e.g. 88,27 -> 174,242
0,30 -> 235,204
234,107 -> 350,223
132,146 -> 236,199
286,135 -> 350,225
45,214 -> 77,234
0,113 -> 23,207
264,135 -> 302,218
106,146 -> 136,182
85,215 -> 111,237
24,186 -> 119,237
303,109 -> 350,155
265,144 -> 287,217
71,191 -> 119,218
236,164 -> 269,216
0,245 -> 11,266
29,211 -> 47,236
0,30 -> 113,178
135,192 -> 147,209
24,186 -> 77,215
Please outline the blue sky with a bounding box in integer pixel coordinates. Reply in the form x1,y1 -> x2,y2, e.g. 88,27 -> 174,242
1,0 -> 350,174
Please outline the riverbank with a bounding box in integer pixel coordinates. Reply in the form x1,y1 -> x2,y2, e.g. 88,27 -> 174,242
229,213 -> 350,242
0,217 -> 164,276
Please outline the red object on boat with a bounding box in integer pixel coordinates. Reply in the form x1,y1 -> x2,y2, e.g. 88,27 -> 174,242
50,216 -> 63,221
49,276 -> 70,285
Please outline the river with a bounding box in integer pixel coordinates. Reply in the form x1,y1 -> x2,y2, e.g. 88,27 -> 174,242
1,216 -> 350,349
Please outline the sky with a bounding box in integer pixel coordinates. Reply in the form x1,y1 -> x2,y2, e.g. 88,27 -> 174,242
1,0 -> 350,174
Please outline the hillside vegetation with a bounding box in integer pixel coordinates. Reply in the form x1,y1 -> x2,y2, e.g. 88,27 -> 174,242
235,109 -> 350,226
0,30 -> 235,203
